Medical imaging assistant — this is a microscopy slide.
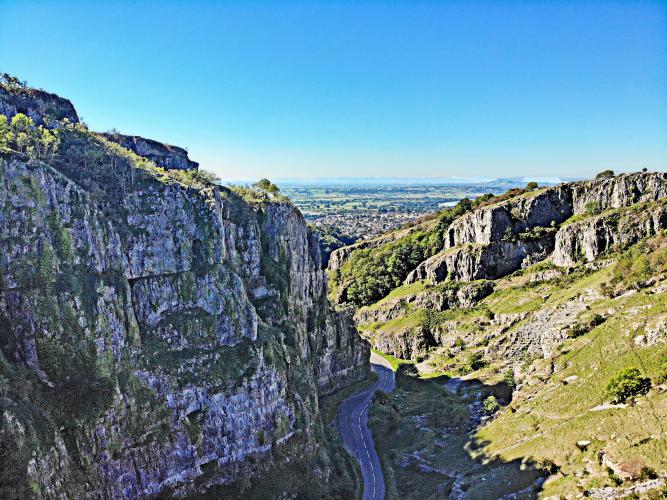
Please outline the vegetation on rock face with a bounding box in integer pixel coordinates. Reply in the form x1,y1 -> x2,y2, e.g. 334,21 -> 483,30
0,113 -> 60,158
229,183 -> 291,206
611,232 -> 667,287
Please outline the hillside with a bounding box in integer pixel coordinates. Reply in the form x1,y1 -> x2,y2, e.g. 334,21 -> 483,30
331,173 -> 667,498
0,76 -> 369,498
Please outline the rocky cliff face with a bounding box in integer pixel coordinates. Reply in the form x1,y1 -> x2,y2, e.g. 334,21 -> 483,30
408,173 -> 667,285
102,133 -> 199,171
0,84 -> 78,126
0,83 -> 368,498
553,200 -> 667,267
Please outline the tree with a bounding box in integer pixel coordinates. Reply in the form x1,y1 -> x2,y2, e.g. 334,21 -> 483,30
526,181 -> 538,190
595,169 -> 615,180
0,113 -> 60,159
10,113 -> 34,133
483,395 -> 500,414
253,178 -> 279,193
0,116 -> 11,153
466,351 -> 487,372
606,367 -> 651,403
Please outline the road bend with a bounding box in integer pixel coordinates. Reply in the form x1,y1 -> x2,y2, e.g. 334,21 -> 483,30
337,352 -> 395,500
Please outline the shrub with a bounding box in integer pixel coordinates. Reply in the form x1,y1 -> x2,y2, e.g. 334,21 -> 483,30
483,395 -> 500,414
655,354 -> 667,385
568,314 -> 605,338
503,369 -> 516,389
606,368 -> 651,403
466,351 -> 487,372
526,181 -> 538,190
584,201 -> 601,216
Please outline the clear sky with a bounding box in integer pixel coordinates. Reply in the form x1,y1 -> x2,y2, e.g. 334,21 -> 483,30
1,1 -> 665,180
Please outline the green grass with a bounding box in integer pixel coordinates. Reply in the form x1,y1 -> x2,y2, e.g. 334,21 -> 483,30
365,280 -> 431,309
476,275 -> 667,497
371,348 -> 413,371
363,310 -> 425,335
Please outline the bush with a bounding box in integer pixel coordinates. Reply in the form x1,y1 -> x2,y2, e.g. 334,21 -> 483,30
503,369 -> 516,389
466,351 -> 487,372
584,201 -> 601,216
655,354 -> 667,385
483,395 -> 500,414
568,314 -> 605,338
526,181 -> 538,190
453,337 -> 466,348
606,368 -> 651,403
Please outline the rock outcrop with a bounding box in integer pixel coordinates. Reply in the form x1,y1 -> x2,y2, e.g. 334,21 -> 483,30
406,236 -> 555,284
102,133 -> 199,170
445,173 -> 667,254
0,84 -> 79,126
400,173 -> 667,286
335,172 -> 667,363
0,82 -> 368,498
355,281 -> 493,325
553,201 -> 667,266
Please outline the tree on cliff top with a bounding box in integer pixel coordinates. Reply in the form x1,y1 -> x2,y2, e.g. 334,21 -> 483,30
596,169 -> 615,180
254,178 -> 280,193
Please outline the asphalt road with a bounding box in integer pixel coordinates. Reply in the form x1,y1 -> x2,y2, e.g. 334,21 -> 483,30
337,353 -> 395,500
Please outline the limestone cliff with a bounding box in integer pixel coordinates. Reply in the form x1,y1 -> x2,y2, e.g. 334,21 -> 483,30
0,83 -> 78,127
407,173 -> 667,285
0,82 -> 368,498
102,133 -> 199,171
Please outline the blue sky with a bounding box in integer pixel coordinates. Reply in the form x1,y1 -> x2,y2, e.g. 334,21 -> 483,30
1,1 -> 665,180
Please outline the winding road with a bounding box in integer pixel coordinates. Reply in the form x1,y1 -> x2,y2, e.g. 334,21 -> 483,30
337,352 -> 395,500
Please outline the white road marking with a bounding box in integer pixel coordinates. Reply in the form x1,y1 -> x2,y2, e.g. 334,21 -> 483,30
338,365 -> 396,499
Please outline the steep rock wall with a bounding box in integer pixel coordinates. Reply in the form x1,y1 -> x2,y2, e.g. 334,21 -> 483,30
0,90 -> 368,498
0,85 -> 78,126
553,201 -> 667,267
102,133 -> 199,171
401,173 -> 667,286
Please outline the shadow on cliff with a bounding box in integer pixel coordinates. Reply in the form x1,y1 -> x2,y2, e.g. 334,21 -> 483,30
370,366 -> 550,499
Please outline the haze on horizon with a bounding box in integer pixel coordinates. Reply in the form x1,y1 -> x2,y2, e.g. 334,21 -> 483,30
1,0 -> 665,180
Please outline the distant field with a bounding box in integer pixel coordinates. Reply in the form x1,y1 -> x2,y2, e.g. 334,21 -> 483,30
279,179 -> 541,241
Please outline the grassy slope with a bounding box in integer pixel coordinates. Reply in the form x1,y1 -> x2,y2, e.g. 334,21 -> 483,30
478,281 -> 667,497
365,234 -> 667,498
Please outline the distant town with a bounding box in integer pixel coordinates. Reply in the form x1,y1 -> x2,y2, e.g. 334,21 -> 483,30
279,178 -> 564,241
